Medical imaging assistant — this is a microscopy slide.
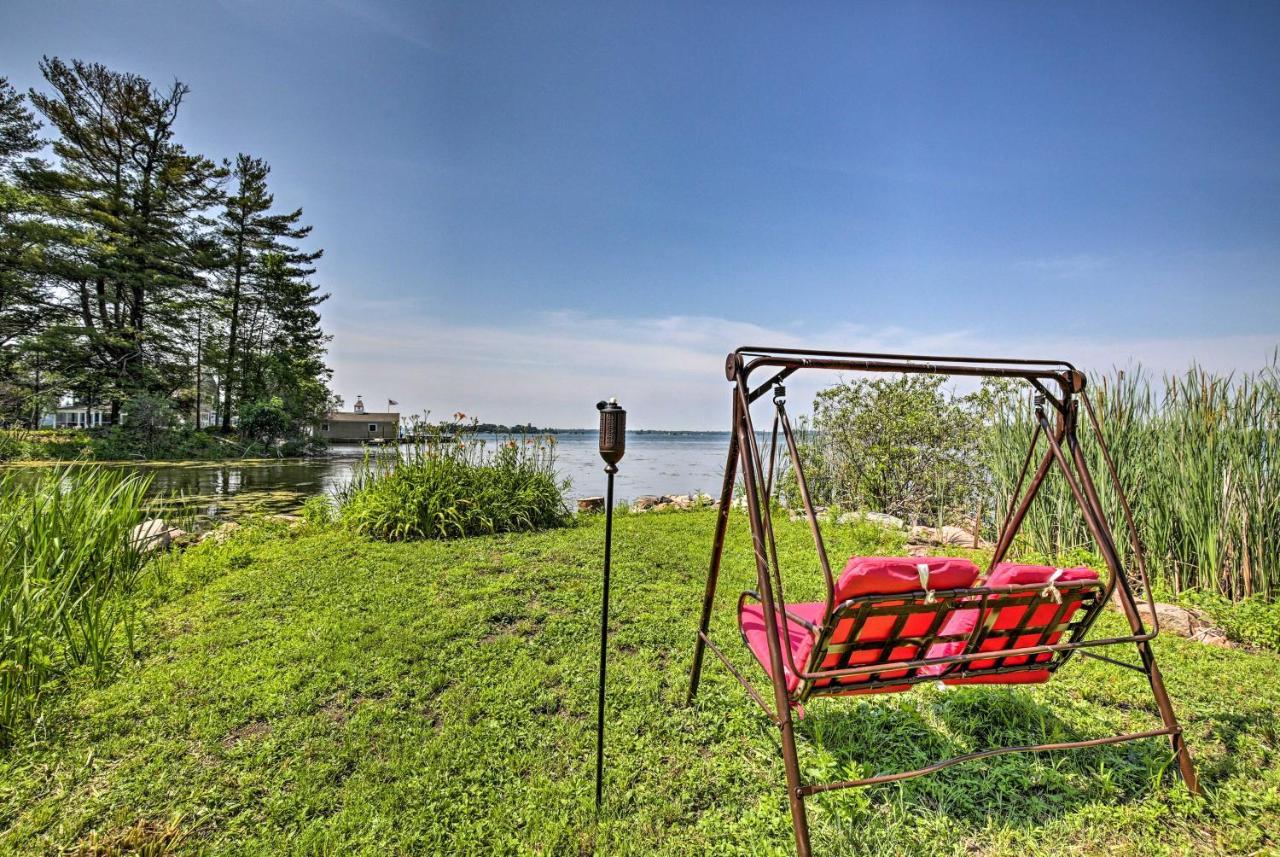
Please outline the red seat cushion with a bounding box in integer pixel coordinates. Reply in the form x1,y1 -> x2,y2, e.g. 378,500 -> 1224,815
835,556 -> 981,602
740,601 -> 826,693
817,556 -> 981,693
739,556 -> 981,697
921,563 -> 1100,684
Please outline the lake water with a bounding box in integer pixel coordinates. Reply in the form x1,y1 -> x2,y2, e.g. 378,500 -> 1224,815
52,432 -> 753,522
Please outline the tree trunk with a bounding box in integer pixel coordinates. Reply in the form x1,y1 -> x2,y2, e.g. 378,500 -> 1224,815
221,224 -> 247,432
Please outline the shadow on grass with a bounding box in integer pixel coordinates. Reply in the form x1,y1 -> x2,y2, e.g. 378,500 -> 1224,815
793,687 -> 1179,826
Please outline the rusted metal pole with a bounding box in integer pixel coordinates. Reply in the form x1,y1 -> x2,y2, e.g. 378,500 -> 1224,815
686,397 -> 741,705
1066,410 -> 1199,794
735,378 -> 811,857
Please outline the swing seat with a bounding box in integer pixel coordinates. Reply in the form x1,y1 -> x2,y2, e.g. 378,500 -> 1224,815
688,347 -> 1200,856
740,558 -> 1105,699
739,556 -> 980,696
922,563 -> 1102,684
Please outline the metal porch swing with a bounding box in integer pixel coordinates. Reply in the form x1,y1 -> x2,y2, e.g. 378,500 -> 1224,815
685,346 -> 1199,857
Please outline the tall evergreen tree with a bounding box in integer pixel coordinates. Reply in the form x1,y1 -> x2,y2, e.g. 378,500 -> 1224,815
215,154 -> 322,431
0,77 -> 52,424
25,58 -> 226,423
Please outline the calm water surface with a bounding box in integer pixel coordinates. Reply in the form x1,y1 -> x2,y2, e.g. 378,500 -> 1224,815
48,432 -> 754,522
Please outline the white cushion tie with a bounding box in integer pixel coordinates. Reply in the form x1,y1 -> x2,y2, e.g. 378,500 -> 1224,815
1041,568 -> 1065,604
917,563 -> 936,604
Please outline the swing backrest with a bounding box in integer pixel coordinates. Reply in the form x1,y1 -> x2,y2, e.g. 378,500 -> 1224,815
921,564 -> 1105,684
805,557 -> 979,695
800,562 -> 1106,698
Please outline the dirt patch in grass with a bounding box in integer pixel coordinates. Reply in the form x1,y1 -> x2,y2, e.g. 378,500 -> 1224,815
221,719 -> 270,748
70,817 -> 187,856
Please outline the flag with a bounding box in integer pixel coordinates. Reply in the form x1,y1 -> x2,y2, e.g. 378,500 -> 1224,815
388,399 -> 399,406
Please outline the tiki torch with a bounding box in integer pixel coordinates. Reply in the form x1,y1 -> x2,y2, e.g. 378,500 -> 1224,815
595,398 -> 625,811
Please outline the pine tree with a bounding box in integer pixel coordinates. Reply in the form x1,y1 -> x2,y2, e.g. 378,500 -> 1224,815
0,77 -> 53,424
215,154 -> 322,431
25,58 -> 226,423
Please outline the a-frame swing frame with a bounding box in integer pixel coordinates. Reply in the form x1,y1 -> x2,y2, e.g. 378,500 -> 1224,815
686,346 -> 1199,857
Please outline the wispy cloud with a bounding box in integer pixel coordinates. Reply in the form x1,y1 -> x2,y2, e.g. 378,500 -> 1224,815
327,309 -> 1277,429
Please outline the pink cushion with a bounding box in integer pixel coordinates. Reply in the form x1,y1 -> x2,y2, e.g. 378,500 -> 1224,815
739,557 -> 981,697
740,601 -> 827,693
835,556 -> 981,602
921,563 -> 1100,683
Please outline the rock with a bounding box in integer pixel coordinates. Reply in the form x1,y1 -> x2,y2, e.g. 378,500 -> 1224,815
267,513 -> 304,526
200,521 -> 240,544
1191,627 -> 1235,648
632,495 -> 671,512
1134,601 -> 1212,637
130,518 -> 171,552
669,494 -> 696,509
908,525 -> 990,549
1110,599 -> 1236,648
166,527 -> 196,548
577,496 -> 605,513
909,525 -> 936,543
789,506 -> 829,522
837,511 -> 906,530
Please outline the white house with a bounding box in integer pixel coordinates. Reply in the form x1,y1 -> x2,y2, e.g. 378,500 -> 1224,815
39,404 -> 114,429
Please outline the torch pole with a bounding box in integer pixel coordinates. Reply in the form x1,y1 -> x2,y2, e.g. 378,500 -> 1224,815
595,462 -> 616,812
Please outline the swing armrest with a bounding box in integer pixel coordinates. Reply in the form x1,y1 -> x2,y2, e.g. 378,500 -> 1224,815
739,590 -> 822,633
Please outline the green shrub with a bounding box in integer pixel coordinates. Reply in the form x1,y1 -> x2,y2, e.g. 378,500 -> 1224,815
0,463 -> 152,744
781,374 -> 979,528
338,434 -> 570,541
301,493 -> 335,527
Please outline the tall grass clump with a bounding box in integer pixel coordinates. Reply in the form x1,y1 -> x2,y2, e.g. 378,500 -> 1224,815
338,426 -> 570,541
0,464 -> 152,745
980,359 -> 1280,602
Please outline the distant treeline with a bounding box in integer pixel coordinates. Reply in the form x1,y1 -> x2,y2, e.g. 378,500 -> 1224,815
459,422 -> 544,434
0,59 -> 333,446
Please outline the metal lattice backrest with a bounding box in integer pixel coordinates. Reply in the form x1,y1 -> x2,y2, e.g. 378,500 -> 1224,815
799,579 -> 1107,700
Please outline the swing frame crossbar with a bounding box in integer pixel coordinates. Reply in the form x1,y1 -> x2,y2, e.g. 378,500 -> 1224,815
685,346 -> 1199,857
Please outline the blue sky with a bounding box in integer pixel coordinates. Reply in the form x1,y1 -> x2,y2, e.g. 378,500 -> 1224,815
4,1 -> 1279,427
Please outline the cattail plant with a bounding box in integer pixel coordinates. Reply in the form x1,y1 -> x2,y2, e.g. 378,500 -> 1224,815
981,358 -> 1280,601
0,464 -> 152,744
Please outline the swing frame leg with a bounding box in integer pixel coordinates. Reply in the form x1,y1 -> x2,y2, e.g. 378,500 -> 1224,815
686,399 -> 740,705
687,396 -> 813,856
1047,405 -> 1201,795
736,402 -> 812,857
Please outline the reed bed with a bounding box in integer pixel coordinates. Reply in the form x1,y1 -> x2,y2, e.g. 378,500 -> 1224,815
337,429 -> 570,541
981,360 -> 1280,601
0,464 -> 152,744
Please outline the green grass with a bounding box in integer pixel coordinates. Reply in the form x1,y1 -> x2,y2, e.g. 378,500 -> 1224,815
0,427 -> 266,463
0,511 -> 1277,854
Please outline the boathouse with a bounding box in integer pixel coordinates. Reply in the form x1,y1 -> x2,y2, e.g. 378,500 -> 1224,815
317,397 -> 400,442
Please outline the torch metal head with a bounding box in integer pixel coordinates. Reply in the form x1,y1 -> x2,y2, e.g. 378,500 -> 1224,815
596,398 -> 626,466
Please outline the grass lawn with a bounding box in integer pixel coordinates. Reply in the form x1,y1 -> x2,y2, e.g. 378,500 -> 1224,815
1,510 -> 1277,855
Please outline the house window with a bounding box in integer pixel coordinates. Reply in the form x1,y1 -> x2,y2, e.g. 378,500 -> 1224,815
368,423 -> 378,432
321,423 -> 329,432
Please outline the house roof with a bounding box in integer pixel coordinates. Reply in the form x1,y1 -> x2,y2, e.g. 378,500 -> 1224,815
324,412 -> 400,422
